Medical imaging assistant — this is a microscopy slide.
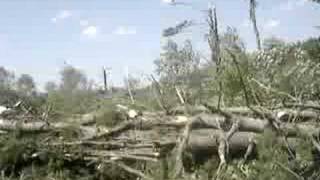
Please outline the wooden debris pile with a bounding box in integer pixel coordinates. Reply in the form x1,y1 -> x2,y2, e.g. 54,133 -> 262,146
0,102 -> 320,179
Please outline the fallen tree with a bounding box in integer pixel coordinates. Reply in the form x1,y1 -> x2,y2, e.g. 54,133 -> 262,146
0,103 -> 319,180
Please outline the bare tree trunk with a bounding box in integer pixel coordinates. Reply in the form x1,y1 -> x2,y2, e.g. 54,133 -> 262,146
125,67 -> 135,104
128,85 -> 135,104
207,6 -> 223,109
103,67 -> 108,92
249,0 -> 262,50
150,75 -> 169,113
175,86 -> 185,104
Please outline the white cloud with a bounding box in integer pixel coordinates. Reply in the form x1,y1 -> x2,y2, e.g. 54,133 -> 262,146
80,20 -> 89,26
82,26 -> 98,38
51,10 -> 72,23
264,19 -> 280,29
113,26 -> 137,35
162,0 -> 174,4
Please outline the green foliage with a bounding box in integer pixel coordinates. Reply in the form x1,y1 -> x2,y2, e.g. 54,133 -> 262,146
0,135 -> 37,175
154,39 -> 202,106
0,66 -> 15,89
0,68 -> 44,109
95,100 -> 126,127
16,74 -> 36,96
55,124 -> 82,140
96,163 -> 137,180
224,131 -> 316,180
0,88 -> 21,106
263,37 -> 286,50
204,35 -> 320,106
253,42 -> 320,102
46,90 -> 98,117
133,94 -> 164,111
44,65 -> 99,117
156,40 -> 200,84
59,65 -> 88,93
204,27 -> 253,106
299,37 -> 320,63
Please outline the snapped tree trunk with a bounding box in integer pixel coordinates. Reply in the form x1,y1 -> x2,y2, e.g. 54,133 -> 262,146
249,0 -> 262,50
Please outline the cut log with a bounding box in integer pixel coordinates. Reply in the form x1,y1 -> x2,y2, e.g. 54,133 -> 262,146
187,130 -> 255,159
276,109 -> 320,122
220,107 -> 320,122
172,111 -> 320,177
0,119 -> 99,141
66,113 -> 97,125
90,112 -> 320,142
161,113 -> 320,137
84,150 -> 159,162
186,129 -> 303,163
0,119 -> 51,132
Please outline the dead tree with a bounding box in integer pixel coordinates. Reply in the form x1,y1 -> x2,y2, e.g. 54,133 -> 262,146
207,6 -> 223,109
249,0 -> 262,50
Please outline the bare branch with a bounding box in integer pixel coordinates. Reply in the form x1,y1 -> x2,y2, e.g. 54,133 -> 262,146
275,161 -> 303,180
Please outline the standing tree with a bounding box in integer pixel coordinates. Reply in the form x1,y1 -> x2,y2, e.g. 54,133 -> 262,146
220,27 -> 246,52
0,67 -> 17,105
60,65 -> 88,93
262,36 -> 286,50
207,6 -> 224,108
16,74 -> 36,96
47,65 -> 95,115
0,66 -> 14,89
249,0 -> 262,50
124,74 -> 141,104
45,81 -> 57,93
155,40 -> 200,105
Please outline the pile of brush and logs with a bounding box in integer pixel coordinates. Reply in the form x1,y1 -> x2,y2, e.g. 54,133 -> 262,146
0,101 -> 320,180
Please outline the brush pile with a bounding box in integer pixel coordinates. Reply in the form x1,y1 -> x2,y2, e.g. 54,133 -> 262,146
0,101 -> 319,179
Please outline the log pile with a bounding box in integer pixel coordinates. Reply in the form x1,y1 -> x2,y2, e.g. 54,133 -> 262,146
0,103 -> 319,179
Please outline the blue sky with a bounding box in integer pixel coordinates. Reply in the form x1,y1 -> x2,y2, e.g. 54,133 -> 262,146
0,0 -> 319,90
